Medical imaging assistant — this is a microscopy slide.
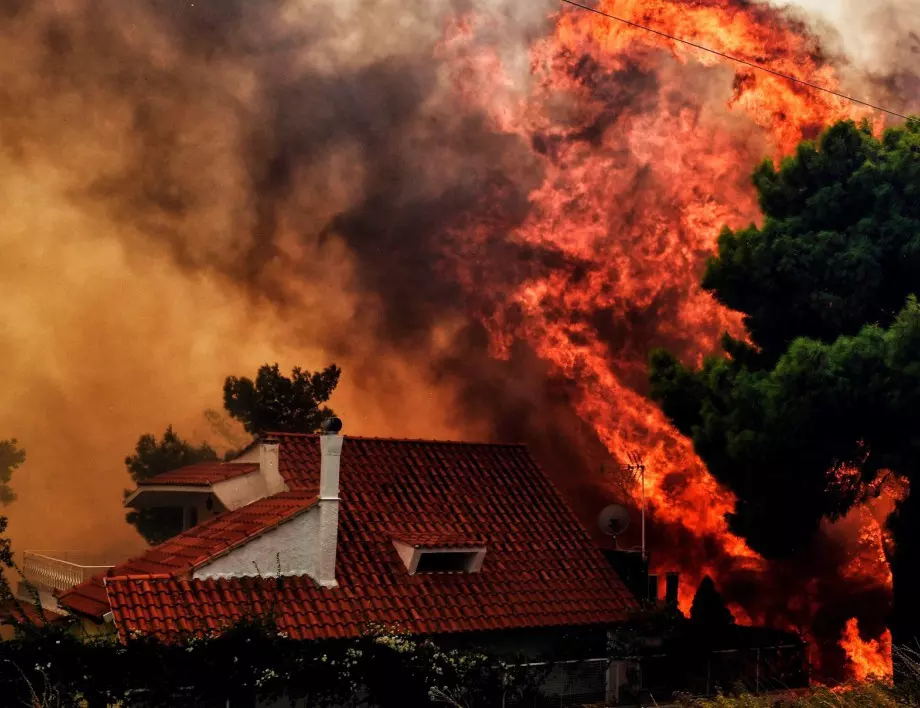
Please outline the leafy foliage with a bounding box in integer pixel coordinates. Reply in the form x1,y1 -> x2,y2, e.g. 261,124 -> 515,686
0,619 -> 551,708
648,118 -> 920,643
0,516 -> 14,602
123,362 -> 341,543
124,426 -> 217,544
0,439 -> 26,506
223,363 -> 342,435
0,443 -> 23,606
704,119 -> 920,367
125,426 -> 217,485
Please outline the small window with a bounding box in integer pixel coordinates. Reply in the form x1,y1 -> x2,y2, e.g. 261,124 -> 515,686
415,551 -> 477,573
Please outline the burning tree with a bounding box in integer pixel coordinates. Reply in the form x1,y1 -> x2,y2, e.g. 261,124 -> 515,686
649,118 -> 920,651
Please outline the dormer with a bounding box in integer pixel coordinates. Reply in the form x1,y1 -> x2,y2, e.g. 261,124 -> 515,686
391,532 -> 487,574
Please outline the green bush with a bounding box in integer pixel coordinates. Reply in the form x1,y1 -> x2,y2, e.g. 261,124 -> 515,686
0,617 -> 552,707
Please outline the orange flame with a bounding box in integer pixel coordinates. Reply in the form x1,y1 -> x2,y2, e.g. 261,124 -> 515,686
439,0 -> 891,630
840,618 -> 893,681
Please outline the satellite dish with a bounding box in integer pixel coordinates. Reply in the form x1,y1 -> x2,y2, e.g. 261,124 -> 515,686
598,504 -> 631,537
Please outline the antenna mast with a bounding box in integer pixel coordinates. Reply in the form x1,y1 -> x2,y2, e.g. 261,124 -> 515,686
624,451 -> 647,561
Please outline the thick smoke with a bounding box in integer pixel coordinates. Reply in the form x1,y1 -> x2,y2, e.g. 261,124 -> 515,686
0,0 -> 556,557
0,0 -> 917,678
782,0 -> 920,116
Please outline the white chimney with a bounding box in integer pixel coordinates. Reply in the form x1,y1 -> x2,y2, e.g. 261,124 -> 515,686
316,418 -> 343,587
259,437 -> 287,496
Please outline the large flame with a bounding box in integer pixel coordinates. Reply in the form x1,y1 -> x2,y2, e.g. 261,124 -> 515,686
840,618 -> 893,681
438,0 -> 889,657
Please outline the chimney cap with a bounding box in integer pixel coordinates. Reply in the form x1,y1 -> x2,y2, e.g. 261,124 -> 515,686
322,417 -> 343,434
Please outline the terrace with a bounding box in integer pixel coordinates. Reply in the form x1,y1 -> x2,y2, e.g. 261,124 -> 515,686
17,551 -> 114,611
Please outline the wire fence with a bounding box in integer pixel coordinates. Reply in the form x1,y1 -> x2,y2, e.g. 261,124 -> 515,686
506,657 -> 613,707
639,644 -> 809,704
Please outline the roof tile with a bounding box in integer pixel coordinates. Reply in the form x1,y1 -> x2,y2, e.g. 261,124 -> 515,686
138,462 -> 260,487
58,490 -> 316,617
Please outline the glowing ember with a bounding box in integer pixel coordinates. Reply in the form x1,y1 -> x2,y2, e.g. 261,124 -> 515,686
840,618 -> 893,680
439,0 -> 891,639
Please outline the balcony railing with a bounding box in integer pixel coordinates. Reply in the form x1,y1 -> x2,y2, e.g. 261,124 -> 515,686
21,551 -> 114,593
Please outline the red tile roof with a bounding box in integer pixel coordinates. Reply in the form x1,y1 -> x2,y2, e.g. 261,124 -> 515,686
105,568 -> 626,641
137,462 -> 259,487
66,434 -> 636,638
57,491 -> 317,618
390,531 -> 488,548
0,600 -> 66,627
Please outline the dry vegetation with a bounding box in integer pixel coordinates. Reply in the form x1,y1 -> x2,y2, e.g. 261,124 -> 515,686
685,683 -> 906,707
683,646 -> 920,707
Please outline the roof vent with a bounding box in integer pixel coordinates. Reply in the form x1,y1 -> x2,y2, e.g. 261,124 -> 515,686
323,417 -> 343,435
391,534 -> 487,575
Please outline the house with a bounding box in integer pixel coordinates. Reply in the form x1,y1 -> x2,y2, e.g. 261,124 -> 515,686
49,421 -> 638,704
0,599 -> 65,640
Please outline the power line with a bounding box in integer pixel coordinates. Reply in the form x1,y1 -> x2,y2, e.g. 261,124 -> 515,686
559,0 -> 917,125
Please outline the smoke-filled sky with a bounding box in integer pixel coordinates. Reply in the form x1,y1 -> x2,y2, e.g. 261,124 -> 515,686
790,0 -> 918,67
0,0 -> 554,558
0,0 -> 917,572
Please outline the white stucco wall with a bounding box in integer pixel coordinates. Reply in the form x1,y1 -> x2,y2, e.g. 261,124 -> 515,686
192,507 -> 320,580
315,500 -> 339,587
259,441 -> 287,495
229,447 -> 260,463
212,470 -> 271,511
392,540 -> 416,571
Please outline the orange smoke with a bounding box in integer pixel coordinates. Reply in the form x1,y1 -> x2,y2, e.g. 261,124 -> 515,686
840,618 -> 893,681
439,0 -> 887,623
0,1 -> 487,559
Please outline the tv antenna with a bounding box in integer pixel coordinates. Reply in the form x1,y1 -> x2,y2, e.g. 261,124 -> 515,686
622,451 -> 647,561
598,504 -> 631,548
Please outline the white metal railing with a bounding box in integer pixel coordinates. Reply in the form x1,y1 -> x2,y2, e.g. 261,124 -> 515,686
21,551 -> 114,592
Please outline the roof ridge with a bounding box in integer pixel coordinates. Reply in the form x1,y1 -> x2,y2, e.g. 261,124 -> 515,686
105,573 -> 172,584
170,460 -> 258,467
135,461 -> 261,488
265,431 -> 529,447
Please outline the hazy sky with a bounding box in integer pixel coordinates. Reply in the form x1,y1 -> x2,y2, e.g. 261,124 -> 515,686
785,0 -> 857,54
787,0 -> 916,67
791,0 -> 845,21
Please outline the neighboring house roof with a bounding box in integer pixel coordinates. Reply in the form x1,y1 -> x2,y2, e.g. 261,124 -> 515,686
0,600 -> 66,627
58,491 -> 317,618
61,434 -> 636,639
136,462 -> 260,487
